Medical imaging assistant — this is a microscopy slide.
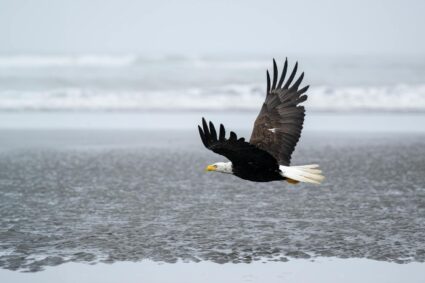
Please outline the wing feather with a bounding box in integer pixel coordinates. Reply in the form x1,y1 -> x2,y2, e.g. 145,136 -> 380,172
272,59 -> 278,90
289,72 -> 304,92
297,85 -> 309,95
283,62 -> 298,89
219,124 -> 225,142
277,58 -> 288,89
250,59 -> 308,166
266,71 -> 271,93
209,121 -> 217,140
229,131 -> 237,141
198,118 -> 278,169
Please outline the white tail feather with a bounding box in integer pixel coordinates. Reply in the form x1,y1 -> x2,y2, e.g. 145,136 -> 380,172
292,164 -> 319,169
280,164 -> 325,184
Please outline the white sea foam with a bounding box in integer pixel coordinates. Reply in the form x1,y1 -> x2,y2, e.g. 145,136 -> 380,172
0,84 -> 424,111
0,54 -> 424,111
307,84 -> 425,111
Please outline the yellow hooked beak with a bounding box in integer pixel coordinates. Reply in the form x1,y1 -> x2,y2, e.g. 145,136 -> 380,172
205,165 -> 217,172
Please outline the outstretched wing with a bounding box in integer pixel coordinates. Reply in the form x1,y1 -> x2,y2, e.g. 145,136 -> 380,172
250,58 -> 308,166
198,118 -> 278,169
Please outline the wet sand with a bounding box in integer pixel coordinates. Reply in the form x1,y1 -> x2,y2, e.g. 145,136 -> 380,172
0,125 -> 424,272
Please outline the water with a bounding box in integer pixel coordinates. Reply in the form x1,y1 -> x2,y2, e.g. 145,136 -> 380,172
1,54 -> 425,111
0,129 -> 424,272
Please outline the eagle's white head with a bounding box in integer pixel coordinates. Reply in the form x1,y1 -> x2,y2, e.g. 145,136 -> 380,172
205,162 -> 233,174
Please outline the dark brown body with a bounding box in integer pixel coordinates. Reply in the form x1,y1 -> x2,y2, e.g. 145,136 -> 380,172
232,163 -> 284,182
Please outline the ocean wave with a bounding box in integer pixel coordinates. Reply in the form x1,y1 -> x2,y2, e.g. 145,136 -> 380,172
307,84 -> 425,111
0,84 -> 424,111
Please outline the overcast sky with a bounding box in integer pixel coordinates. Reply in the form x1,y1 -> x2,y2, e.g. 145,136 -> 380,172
0,0 -> 424,55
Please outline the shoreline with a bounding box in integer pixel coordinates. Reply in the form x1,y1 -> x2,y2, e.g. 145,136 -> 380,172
0,111 -> 424,133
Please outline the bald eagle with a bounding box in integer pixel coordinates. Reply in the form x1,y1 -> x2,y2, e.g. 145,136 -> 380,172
198,59 -> 324,184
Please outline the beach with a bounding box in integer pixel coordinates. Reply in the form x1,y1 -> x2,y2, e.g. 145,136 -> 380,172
0,111 -> 424,281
